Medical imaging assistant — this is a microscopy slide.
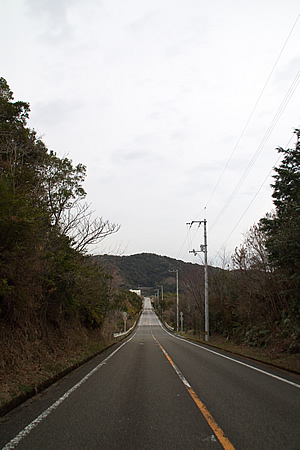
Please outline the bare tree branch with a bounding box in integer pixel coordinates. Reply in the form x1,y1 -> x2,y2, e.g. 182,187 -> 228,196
60,201 -> 120,253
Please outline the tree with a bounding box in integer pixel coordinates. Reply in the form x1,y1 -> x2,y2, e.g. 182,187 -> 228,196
60,201 -> 120,253
260,130 -> 300,303
180,266 -> 205,335
41,151 -> 87,226
0,77 -> 120,327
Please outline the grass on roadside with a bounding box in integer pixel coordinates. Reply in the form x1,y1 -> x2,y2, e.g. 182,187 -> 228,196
177,331 -> 300,374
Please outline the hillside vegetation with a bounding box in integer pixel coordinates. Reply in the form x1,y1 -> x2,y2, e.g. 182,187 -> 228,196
97,232 -> 300,356
94,252 -> 217,290
102,130 -> 300,353
0,78 -> 299,409
0,78 -> 142,410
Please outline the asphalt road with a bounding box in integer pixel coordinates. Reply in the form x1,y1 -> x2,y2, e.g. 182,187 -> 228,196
1,299 -> 300,449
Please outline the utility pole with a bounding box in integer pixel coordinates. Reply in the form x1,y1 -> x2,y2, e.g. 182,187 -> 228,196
160,285 -> 164,320
155,289 -> 160,312
169,269 -> 179,331
187,219 -> 209,342
123,312 -> 127,333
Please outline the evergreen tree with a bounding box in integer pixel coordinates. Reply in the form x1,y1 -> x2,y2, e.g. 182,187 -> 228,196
260,129 -> 300,304
0,78 -> 120,326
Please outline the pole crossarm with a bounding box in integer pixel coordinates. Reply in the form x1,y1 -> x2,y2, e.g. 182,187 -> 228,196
189,244 -> 206,255
186,220 -> 204,227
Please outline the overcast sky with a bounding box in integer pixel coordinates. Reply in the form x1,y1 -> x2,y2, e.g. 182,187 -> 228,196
1,0 -> 299,266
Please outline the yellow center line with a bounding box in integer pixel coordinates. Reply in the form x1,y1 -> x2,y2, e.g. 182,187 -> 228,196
151,328 -> 235,450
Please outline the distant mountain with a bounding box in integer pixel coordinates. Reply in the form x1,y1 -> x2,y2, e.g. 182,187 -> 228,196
92,253 -> 209,294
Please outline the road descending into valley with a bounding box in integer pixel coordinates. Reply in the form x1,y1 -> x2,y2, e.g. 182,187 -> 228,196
1,298 -> 300,449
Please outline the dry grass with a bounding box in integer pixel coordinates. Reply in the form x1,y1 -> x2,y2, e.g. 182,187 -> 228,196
180,332 -> 300,374
0,319 -> 114,413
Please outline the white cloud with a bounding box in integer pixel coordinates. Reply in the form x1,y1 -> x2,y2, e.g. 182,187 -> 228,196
1,0 -> 299,265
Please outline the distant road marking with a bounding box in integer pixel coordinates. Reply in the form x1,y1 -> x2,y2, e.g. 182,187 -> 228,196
2,332 -> 137,450
158,319 -> 300,389
151,331 -> 235,450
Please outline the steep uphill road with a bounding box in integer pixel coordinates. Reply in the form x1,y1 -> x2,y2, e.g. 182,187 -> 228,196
1,299 -> 299,449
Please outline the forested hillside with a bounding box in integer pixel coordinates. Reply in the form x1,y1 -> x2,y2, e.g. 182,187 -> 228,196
0,78 -> 142,410
94,252 -> 213,291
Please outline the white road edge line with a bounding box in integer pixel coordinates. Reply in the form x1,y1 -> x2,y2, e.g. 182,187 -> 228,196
2,332 -> 137,450
157,319 -> 300,389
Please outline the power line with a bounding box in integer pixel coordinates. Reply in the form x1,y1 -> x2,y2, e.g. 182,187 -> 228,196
219,162 -> 278,252
217,129 -> 298,256
176,207 -> 206,260
176,225 -> 191,260
205,14 -> 300,210
180,16 -> 299,263
210,71 -> 300,232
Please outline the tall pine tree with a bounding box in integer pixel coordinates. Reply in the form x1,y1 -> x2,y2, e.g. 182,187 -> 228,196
260,129 -> 300,305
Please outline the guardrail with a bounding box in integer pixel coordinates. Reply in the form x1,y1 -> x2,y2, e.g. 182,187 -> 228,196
114,322 -> 136,339
164,322 -> 174,331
